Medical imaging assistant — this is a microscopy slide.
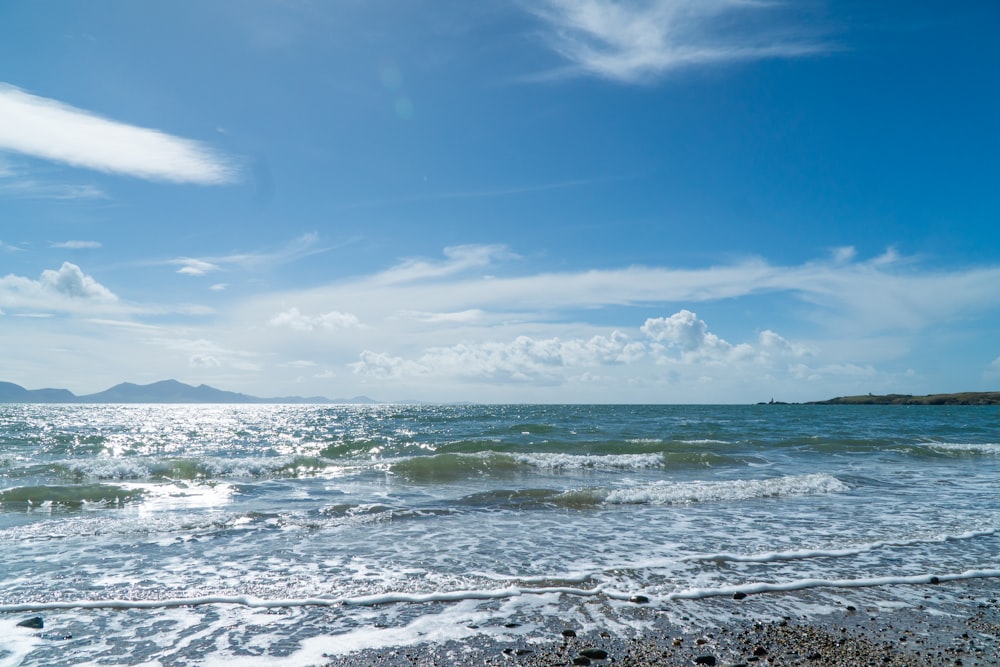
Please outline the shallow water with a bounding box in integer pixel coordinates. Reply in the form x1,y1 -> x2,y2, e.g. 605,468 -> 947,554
1,403 -> 998,665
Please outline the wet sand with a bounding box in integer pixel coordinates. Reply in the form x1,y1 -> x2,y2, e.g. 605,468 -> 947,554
320,579 -> 1000,666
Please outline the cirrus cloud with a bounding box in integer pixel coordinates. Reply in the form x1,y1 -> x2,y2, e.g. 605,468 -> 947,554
0,83 -> 237,184
528,0 -> 831,83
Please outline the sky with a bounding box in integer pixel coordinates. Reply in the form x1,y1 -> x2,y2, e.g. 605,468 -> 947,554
1,0 -> 999,403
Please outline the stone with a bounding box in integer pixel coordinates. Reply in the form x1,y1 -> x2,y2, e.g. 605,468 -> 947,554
579,647 -> 609,659
629,595 -> 650,604
694,656 -> 717,666
17,617 -> 43,629
732,591 -> 747,600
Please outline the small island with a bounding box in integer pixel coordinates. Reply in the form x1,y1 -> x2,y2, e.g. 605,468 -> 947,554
807,392 -> 1000,406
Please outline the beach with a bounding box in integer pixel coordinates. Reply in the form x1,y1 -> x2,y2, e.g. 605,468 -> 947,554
321,579 -> 1000,666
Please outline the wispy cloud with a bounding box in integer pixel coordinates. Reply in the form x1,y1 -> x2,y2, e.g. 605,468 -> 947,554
171,258 -> 222,276
168,233 -> 327,277
0,176 -> 107,200
258,245 -> 1000,341
0,83 -> 238,184
269,307 -> 362,332
51,240 -> 103,249
527,0 -> 831,83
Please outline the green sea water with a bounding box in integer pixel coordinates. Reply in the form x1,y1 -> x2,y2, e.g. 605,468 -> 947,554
1,403 -> 998,665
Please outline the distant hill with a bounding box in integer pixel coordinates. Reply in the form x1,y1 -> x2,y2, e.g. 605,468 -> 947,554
808,392 -> 1000,406
0,381 -> 76,403
0,379 -> 380,404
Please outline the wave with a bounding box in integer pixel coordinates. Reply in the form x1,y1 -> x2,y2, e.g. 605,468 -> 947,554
3,569 -> 998,613
55,455 -> 333,482
0,483 -> 142,509
684,527 -> 1000,564
603,473 -> 848,505
919,442 -> 1000,456
457,473 -> 848,509
663,569 -> 1000,601
388,451 -> 672,482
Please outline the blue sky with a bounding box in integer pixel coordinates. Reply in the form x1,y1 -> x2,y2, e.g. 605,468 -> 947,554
1,0 -> 998,403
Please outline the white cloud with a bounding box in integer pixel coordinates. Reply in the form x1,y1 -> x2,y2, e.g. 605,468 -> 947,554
172,258 -> 221,276
352,310 -> 795,385
0,262 -> 118,312
400,309 -> 488,324
189,354 -> 223,368
371,244 -> 515,286
168,233 -> 326,277
0,83 -> 237,184
41,263 -> 117,300
831,246 -> 856,263
528,0 -> 829,83
148,336 -> 261,372
641,309 -> 708,350
269,307 -> 361,331
0,178 -> 107,200
51,240 -> 102,249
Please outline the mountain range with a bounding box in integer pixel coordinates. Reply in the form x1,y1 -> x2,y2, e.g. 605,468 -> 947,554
0,379 -> 377,404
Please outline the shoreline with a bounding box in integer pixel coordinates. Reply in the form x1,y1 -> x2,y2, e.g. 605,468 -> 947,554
319,579 -> 1000,666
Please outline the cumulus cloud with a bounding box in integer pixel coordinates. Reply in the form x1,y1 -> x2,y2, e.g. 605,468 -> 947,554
0,262 -> 118,312
41,263 -> 117,300
641,309 -> 708,350
351,310 -> 797,385
0,83 -> 237,184
269,307 -> 361,331
528,0 -> 829,83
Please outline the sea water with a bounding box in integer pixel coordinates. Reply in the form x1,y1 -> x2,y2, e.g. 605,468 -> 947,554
0,403 -> 998,665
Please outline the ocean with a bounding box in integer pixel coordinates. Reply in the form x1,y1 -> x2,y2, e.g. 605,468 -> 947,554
0,403 -> 998,665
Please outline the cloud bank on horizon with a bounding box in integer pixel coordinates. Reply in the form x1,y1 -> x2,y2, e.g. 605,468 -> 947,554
1,0 -> 998,402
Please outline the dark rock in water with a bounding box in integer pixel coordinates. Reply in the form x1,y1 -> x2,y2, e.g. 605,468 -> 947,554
694,656 -> 717,666
562,629 -> 577,638
929,576 -> 940,584
578,647 -> 609,659
753,645 -> 768,656
629,594 -> 650,604
17,617 -> 43,629
503,622 -> 521,628
732,591 -> 747,600
572,657 -> 591,666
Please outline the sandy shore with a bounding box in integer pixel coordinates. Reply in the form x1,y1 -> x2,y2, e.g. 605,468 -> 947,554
319,580 -> 1000,666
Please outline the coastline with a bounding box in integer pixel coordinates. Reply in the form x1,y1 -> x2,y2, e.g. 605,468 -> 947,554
319,579 -> 1000,666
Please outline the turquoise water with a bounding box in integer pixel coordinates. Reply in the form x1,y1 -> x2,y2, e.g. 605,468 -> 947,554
1,404 -> 998,665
